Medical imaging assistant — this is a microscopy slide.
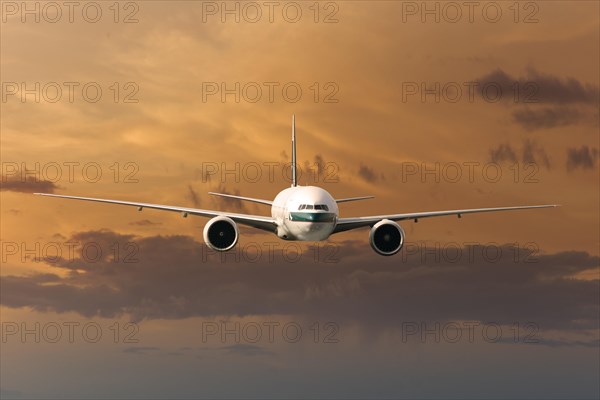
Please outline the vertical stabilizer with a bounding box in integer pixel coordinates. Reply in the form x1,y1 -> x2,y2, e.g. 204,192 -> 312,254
291,114 -> 297,187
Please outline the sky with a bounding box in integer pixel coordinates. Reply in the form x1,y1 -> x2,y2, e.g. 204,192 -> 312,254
1,1 -> 599,398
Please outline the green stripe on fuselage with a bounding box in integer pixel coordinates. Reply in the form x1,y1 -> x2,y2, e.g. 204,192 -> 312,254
289,212 -> 336,222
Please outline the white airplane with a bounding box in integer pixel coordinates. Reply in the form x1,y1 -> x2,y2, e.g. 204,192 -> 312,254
35,115 -> 558,256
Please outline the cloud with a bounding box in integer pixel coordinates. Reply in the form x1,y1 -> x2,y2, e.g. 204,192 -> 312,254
129,219 -> 163,226
512,107 -> 583,130
218,344 -> 275,357
489,143 -> 518,164
1,175 -> 59,194
357,164 -> 377,183
529,338 -> 600,348
566,145 -> 599,171
357,164 -> 383,183
477,68 -> 598,131
1,230 -> 598,332
123,346 -> 161,355
186,185 -> 201,208
522,139 -> 551,168
477,68 -> 599,104
489,140 -> 550,168
300,154 -> 334,185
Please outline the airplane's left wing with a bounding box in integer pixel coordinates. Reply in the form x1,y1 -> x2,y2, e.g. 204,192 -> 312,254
333,204 -> 558,234
34,193 -> 277,233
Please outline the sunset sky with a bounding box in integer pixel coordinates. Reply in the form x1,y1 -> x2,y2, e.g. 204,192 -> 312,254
1,1 -> 599,398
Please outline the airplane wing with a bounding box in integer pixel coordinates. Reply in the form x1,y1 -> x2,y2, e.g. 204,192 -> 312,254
332,204 -> 558,234
34,193 -> 277,233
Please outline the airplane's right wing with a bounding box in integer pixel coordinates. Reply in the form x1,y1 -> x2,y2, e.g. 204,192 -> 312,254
34,193 -> 277,233
333,204 -> 558,234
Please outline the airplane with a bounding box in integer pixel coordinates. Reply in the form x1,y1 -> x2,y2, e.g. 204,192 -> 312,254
35,115 -> 558,256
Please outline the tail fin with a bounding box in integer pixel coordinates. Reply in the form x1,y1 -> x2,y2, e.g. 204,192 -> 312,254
291,114 -> 297,187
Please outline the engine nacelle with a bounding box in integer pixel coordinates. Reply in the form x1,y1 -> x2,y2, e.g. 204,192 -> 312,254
369,219 -> 405,256
203,216 -> 239,252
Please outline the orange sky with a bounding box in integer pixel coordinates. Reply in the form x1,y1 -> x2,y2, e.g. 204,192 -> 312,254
1,1 -> 599,398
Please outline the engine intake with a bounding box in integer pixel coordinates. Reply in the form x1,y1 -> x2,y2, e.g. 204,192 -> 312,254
203,216 -> 239,252
369,219 -> 405,256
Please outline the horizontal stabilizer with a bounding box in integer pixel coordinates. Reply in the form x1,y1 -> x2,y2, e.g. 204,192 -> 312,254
336,196 -> 375,203
208,192 -> 273,206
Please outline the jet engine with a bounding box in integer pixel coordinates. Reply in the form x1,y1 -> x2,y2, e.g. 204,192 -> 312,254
369,219 -> 405,256
203,216 -> 239,251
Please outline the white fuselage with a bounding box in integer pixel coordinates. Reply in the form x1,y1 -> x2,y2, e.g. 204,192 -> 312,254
271,186 -> 339,241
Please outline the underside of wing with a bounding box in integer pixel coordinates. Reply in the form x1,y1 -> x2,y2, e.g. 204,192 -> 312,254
34,193 -> 277,233
333,204 -> 559,234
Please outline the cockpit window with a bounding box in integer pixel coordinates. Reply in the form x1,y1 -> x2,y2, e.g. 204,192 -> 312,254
299,204 -> 329,211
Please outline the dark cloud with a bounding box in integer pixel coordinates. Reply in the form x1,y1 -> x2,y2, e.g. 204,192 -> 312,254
1,175 -> 59,194
301,154 -> 335,185
477,68 -> 599,104
1,230 -> 598,333
522,139 -> 551,168
489,140 -> 550,168
186,185 -> 201,208
566,145 -> 599,171
513,107 -> 583,130
311,153 -> 326,181
477,68 -> 598,130
51,233 -> 67,241
129,219 -> 163,226
357,164 -> 383,183
357,164 -> 377,183
489,143 -> 518,163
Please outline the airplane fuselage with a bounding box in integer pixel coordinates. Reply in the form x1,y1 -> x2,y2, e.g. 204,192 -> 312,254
271,186 -> 339,241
